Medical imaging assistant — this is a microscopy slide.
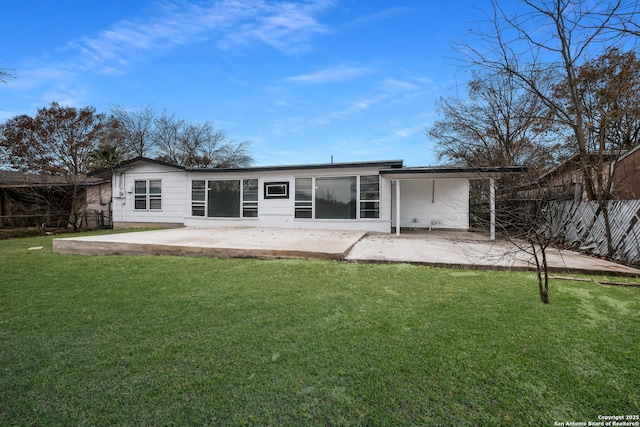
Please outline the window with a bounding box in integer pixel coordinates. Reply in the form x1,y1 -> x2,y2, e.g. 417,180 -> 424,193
191,179 -> 258,218
191,180 -> 206,216
149,180 -> 162,210
294,175 -> 380,220
134,180 -> 147,210
315,177 -> 357,219
243,179 -> 259,217
134,180 -> 161,210
295,178 -> 312,218
264,182 -> 289,199
359,175 -> 380,218
208,180 -> 240,217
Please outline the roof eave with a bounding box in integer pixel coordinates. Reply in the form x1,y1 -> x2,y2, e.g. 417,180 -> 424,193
380,166 -> 528,179
187,159 -> 405,173
88,156 -> 185,178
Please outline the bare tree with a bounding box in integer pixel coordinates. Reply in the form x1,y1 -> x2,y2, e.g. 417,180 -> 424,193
154,110 -> 185,165
179,122 -> 228,168
211,139 -> 253,168
111,105 -> 253,168
504,195 -> 562,304
110,105 -> 156,158
456,0 -> 639,257
0,62 -> 15,85
186,124 -> 253,168
178,123 -> 250,168
428,70 -> 561,174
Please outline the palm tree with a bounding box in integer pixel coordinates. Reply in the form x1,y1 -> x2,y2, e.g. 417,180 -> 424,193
88,143 -> 123,171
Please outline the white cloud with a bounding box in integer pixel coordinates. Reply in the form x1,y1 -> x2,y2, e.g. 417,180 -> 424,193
1,66 -> 89,111
380,78 -> 419,93
65,0 -> 334,72
39,86 -> 89,109
225,0 -> 332,53
265,71 -> 433,131
301,74 -> 432,124
285,65 -> 372,84
341,6 -> 412,31
4,67 -> 75,91
308,93 -> 390,125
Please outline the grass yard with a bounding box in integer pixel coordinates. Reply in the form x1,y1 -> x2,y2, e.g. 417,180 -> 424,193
1,232 -> 639,426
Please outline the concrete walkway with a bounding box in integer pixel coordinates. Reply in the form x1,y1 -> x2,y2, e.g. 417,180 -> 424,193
52,227 -> 640,277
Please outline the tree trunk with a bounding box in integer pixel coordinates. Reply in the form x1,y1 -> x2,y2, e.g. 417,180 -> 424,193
531,240 -> 550,304
598,198 -> 615,257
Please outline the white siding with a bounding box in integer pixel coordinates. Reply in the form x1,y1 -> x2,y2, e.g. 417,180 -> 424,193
183,166 -> 392,232
110,160 -> 474,233
112,163 -> 187,226
393,178 -> 469,230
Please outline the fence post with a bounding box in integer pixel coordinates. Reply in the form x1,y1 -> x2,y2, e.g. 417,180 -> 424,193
490,178 -> 495,241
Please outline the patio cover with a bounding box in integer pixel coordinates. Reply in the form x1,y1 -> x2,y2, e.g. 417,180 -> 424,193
380,166 -> 527,239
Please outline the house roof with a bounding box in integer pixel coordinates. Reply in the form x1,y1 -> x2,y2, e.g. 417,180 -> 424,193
380,165 -> 528,179
0,170 -> 109,188
533,151 -> 627,184
89,156 -> 405,177
88,156 -> 185,178
187,159 -> 405,173
616,144 -> 640,163
89,156 -> 529,179
0,170 -> 47,185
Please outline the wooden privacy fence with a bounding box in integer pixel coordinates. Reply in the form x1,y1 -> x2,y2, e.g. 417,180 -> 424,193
548,200 -> 640,267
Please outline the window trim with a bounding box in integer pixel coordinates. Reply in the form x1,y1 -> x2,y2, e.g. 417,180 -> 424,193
264,181 -> 290,199
294,177 -> 313,219
191,180 -> 206,217
242,179 -> 259,218
294,174 -> 381,221
315,176 -> 357,220
134,179 -> 162,211
359,175 -> 380,219
191,178 -> 259,219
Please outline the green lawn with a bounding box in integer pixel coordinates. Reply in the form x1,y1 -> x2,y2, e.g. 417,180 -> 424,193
1,232 -> 639,426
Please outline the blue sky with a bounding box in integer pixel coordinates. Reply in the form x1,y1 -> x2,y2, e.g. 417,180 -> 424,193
1,0 -> 496,167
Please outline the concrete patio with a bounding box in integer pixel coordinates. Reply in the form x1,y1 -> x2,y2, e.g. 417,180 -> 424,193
52,227 -> 640,277
53,227 -> 367,260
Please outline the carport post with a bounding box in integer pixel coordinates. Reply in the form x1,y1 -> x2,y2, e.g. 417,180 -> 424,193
395,179 -> 401,236
490,178 -> 495,241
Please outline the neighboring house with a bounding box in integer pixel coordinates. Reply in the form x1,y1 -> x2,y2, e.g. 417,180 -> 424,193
89,157 -> 524,236
0,170 -> 112,229
526,148 -> 640,201
611,145 -> 640,199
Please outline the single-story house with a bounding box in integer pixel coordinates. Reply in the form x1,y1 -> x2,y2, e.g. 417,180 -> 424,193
611,145 -> 640,199
89,157 -> 525,238
523,147 -> 640,201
